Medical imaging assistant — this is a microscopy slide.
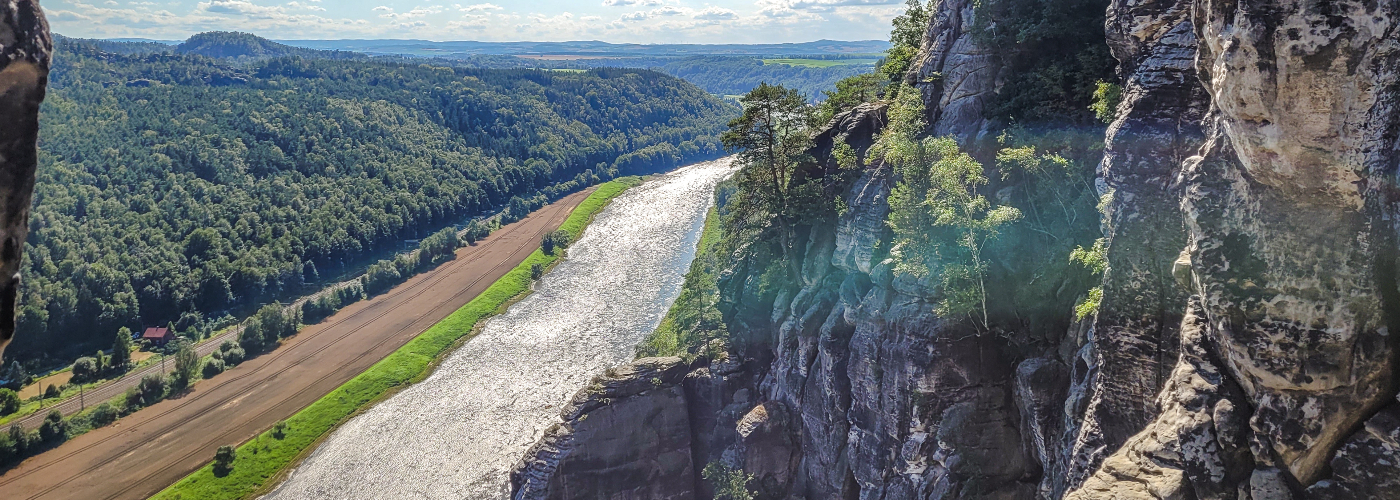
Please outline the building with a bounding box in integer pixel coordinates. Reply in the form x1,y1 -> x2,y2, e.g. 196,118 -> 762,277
141,327 -> 176,346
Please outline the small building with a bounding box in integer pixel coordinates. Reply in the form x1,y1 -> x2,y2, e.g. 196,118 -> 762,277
141,327 -> 176,346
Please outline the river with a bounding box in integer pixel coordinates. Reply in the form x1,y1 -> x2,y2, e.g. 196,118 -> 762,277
263,159 -> 735,500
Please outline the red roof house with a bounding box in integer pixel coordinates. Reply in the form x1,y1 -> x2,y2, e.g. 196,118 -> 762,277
141,327 -> 176,346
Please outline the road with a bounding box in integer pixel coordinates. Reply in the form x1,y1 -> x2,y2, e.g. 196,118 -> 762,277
0,188 -> 594,500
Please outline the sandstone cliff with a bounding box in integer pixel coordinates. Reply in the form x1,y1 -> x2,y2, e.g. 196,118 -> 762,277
511,0 -> 1400,498
0,0 -> 51,363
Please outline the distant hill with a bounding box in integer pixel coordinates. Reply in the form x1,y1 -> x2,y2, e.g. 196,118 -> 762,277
275,39 -> 891,59
176,31 -> 360,60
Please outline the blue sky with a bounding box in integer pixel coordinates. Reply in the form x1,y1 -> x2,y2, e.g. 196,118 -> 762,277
45,0 -> 909,43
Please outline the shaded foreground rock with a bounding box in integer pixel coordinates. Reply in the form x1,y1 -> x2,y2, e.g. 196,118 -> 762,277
512,0 -> 1400,498
0,0 -> 51,362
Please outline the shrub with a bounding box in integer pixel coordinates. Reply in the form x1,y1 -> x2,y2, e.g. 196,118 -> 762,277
43,384 -> 60,399
541,229 -> 570,256
530,263 -> 544,281
213,445 -> 236,476
223,347 -> 246,366
202,359 -> 226,379
38,410 -> 68,442
72,357 -> 98,384
138,373 -> 167,403
0,388 -> 19,416
90,402 -> 119,427
272,420 -> 288,440
7,424 -> 29,454
123,387 -> 143,412
703,462 -> 754,500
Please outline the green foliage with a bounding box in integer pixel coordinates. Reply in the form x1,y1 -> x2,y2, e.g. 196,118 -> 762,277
71,357 -> 98,383
239,304 -> 298,354
969,0 -> 1117,123
43,384 -> 60,399
541,229 -> 570,256
703,462 -> 755,500
1090,81 -> 1123,123
38,410 -> 68,442
638,205 -> 730,359
818,73 -> 886,123
11,36 -> 730,365
419,227 -> 463,264
880,92 -> 1025,325
302,282 -> 365,324
1075,287 -> 1104,320
172,341 -> 200,389
152,179 -> 639,500
212,445 -> 236,476
1071,238 -> 1108,275
137,373 -> 168,406
202,358 -> 226,379
176,32 -> 357,60
530,263 -> 545,281
0,389 -> 18,416
878,0 -> 931,86
89,402 -> 119,426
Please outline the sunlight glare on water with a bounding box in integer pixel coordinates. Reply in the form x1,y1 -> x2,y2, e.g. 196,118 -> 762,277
263,158 -> 735,500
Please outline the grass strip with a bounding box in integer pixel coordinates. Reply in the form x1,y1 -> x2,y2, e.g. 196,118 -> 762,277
152,177 -> 642,500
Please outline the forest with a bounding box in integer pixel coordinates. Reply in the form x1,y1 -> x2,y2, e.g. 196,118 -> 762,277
4,36 -> 732,367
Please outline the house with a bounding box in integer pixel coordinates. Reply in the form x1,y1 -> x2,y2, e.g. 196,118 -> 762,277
141,327 -> 176,346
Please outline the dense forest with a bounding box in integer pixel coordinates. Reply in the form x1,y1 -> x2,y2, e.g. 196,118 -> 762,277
5,36 -> 732,366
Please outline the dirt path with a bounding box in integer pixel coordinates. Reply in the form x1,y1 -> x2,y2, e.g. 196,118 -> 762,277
0,189 -> 594,500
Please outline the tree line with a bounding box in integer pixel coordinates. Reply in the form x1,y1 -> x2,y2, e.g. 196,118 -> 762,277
3,36 -> 732,368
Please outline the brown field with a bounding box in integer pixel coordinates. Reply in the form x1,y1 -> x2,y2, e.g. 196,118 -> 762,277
0,189 -> 593,500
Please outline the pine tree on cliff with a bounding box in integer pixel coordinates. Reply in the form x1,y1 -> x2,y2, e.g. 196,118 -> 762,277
720,83 -> 813,280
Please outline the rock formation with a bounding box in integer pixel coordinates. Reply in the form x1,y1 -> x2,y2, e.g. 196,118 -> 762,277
0,1 -> 51,363
512,0 -> 1400,498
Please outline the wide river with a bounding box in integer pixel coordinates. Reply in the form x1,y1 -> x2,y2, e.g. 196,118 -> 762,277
264,159 -> 735,500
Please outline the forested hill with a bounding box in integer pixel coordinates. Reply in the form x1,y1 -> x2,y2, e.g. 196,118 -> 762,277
9,37 -> 732,364
175,31 -> 361,60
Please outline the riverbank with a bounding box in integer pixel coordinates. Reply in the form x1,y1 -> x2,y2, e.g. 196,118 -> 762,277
260,159 -> 734,500
149,178 -> 640,500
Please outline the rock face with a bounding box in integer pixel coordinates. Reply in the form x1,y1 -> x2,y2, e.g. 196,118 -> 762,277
511,0 -> 1400,498
0,0 -> 51,363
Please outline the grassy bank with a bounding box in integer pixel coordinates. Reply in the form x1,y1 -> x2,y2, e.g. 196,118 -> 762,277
636,200 -> 728,360
151,177 -> 642,500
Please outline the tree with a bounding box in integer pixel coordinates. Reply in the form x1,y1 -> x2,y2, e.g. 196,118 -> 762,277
38,410 -> 67,442
880,0 -> 931,85
110,328 -> 133,372
213,445 -> 236,476
138,373 -> 167,405
541,229 -> 570,256
0,388 -> 19,416
43,384 -> 60,399
90,402 -> 119,426
71,357 -> 98,384
721,83 -> 814,278
530,263 -> 545,281
171,341 -> 199,389
202,358 -> 225,378
879,92 -> 1022,327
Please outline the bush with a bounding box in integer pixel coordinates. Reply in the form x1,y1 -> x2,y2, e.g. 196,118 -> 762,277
202,359 -> 226,379
223,347 -> 246,366
72,357 -> 99,384
541,229 -> 570,256
138,373 -> 167,404
0,388 -> 19,416
530,263 -> 544,281
90,402 -> 119,427
172,342 -> 200,389
38,410 -> 68,442
272,420 -> 288,440
123,387 -> 143,412
7,423 -> 30,455
213,445 -> 236,476
43,384 -> 60,399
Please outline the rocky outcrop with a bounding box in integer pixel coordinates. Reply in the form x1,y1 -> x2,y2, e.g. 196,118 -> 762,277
905,0 -> 998,141
512,0 -> 1400,498
511,357 -> 696,500
0,0 -> 51,363
1061,0 -> 1209,492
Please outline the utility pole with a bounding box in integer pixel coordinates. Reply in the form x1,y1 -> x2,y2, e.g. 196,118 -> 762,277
80,383 -> 85,411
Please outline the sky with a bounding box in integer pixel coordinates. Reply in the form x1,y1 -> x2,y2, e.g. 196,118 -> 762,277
45,0 -> 909,44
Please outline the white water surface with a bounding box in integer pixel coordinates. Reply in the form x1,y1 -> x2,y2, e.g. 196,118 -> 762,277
264,159 -> 735,500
